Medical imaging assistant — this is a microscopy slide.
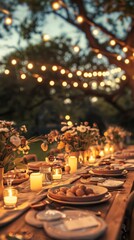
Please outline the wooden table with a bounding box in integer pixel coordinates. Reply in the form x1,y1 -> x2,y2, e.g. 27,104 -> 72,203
0,171 -> 134,240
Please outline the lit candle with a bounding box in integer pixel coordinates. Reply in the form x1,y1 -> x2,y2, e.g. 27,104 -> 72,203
99,150 -> 105,157
89,155 -> 95,164
3,188 -> 18,208
68,156 -> 77,173
30,172 -> 42,191
52,167 -> 62,180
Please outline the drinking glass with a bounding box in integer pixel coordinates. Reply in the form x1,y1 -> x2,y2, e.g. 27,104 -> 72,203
3,171 -> 15,187
40,166 -> 52,185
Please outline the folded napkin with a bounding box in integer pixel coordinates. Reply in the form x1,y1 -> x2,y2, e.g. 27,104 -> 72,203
64,215 -> 99,231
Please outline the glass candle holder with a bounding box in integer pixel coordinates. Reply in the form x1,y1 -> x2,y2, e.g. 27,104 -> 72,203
40,165 -> 52,185
30,172 -> 42,191
3,188 -> 18,209
52,166 -> 62,180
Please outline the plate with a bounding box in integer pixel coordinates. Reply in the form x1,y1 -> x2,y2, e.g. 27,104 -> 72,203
89,169 -> 127,177
80,177 -> 105,184
47,192 -> 111,205
97,179 -> 124,189
122,163 -> 134,171
92,166 -> 125,174
28,161 -> 48,170
3,174 -> 29,185
43,210 -> 107,240
12,174 -> 29,184
48,184 -> 108,202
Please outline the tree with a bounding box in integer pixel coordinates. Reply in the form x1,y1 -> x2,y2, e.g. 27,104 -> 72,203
0,0 -> 134,133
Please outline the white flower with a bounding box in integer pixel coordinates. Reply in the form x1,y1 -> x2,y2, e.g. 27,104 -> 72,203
10,135 -> 21,147
77,125 -> 86,133
0,128 -> 9,133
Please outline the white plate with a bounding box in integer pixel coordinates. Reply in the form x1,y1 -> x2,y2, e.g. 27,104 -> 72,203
47,192 -> 111,205
122,163 -> 134,171
126,159 -> 134,164
28,161 -> 48,170
43,210 -> 107,240
36,209 -> 66,221
89,169 -> 127,177
97,179 -> 124,189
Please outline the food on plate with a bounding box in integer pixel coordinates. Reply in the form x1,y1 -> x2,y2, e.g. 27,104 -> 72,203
52,184 -> 95,198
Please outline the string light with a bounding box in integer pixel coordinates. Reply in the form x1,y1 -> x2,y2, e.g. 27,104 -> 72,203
73,82 -> 78,87
4,69 -> 10,75
97,53 -> 102,59
49,80 -> 55,86
65,115 -> 70,120
20,73 -> 26,80
76,70 -> 82,76
124,59 -> 130,64
11,59 -> 17,65
60,69 -> 65,74
117,55 -> 122,61
37,77 -> 43,82
51,1 -> 61,10
83,82 -> 88,88
41,65 -> 46,71
73,45 -> 80,53
42,34 -> 50,41
68,73 -> 73,78
121,75 -> 126,80
27,63 -> 33,69
109,40 -> 116,46
92,29 -> 99,36
4,15 -> 12,25
122,47 -> 128,53
62,81 -> 67,87
52,65 -> 58,71
76,15 -> 84,24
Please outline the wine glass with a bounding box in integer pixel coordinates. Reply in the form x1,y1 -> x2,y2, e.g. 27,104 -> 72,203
3,171 -> 16,187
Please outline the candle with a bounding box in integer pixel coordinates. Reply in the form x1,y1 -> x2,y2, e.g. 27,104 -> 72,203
89,155 -> 95,164
3,188 -> 18,208
30,172 -> 42,191
68,156 -> 77,173
52,166 -> 62,180
99,150 -> 105,157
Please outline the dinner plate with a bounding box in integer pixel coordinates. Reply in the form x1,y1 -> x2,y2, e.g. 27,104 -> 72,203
47,192 -> 111,205
3,174 -> 29,185
89,169 -> 127,177
97,179 -> 124,189
48,184 -> 108,202
80,177 -> 105,184
43,210 -> 107,240
122,163 -> 134,171
28,161 -> 48,170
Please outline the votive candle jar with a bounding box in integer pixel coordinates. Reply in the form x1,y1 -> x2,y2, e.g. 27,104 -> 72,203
3,188 -> 18,209
52,166 -> 62,180
68,156 -> 77,173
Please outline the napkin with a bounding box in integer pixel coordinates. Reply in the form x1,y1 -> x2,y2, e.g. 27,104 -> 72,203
64,215 -> 99,231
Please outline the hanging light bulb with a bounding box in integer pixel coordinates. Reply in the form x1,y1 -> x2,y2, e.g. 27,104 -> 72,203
11,59 -> 17,65
76,15 -> 84,23
27,63 -> 33,69
42,34 -> 50,41
21,73 -> 26,80
109,39 -> 116,46
122,47 -> 128,53
4,15 -> 12,25
51,1 -> 61,10
73,45 -> 80,53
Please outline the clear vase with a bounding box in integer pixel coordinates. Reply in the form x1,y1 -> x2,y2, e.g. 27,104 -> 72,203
0,167 -> 4,200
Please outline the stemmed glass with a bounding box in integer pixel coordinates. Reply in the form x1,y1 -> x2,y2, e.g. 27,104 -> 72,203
3,171 -> 16,187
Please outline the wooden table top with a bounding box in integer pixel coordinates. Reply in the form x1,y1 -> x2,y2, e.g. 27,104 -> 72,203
0,169 -> 134,240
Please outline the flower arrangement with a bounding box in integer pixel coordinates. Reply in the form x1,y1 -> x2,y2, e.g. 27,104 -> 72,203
0,120 -> 30,172
39,122 -> 100,155
57,122 -> 100,153
104,125 -> 131,145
